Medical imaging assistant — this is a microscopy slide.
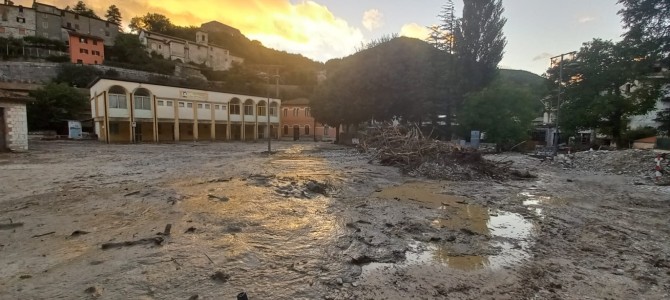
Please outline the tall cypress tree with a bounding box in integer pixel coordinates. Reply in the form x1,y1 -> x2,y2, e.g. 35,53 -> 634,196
454,0 -> 507,93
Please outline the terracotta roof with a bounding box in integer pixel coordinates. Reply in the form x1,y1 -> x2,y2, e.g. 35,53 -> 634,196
283,98 -> 310,105
634,136 -> 657,143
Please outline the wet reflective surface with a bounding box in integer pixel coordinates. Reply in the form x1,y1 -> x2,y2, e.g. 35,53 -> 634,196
369,181 -> 537,272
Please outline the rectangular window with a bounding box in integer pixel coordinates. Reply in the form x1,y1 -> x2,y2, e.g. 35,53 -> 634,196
75,24 -> 80,30
324,126 -> 329,136
18,6 -> 23,13
179,102 -> 185,108
270,106 -> 277,116
215,105 -> 220,110
105,31 -> 110,37
42,22 -> 48,29
83,49 -> 89,54
186,102 -> 193,108
157,100 -> 165,106
221,104 -> 227,111
244,103 -> 254,115
109,94 -> 127,109
258,105 -> 266,116
42,32 -> 48,38
166,101 -> 173,106
305,108 -> 310,117
204,104 -> 210,109
134,96 -> 151,110
93,40 -> 98,45
16,17 -> 25,23
197,103 -> 203,109
66,22 -> 71,28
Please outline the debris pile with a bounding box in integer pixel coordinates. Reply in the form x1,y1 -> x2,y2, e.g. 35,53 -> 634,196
570,149 -> 661,177
359,125 -> 510,180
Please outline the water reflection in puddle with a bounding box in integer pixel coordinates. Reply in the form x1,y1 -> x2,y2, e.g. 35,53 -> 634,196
370,182 -> 537,273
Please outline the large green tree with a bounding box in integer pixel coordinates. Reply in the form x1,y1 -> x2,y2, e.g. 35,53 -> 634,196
618,0 -> 670,67
27,83 -> 88,131
71,1 -> 98,19
129,13 -> 173,33
460,82 -> 536,150
105,5 -> 122,24
547,39 -> 662,146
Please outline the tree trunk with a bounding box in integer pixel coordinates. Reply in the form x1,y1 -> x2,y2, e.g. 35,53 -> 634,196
335,124 -> 341,144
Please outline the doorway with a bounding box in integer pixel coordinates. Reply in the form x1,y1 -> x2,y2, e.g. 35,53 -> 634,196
293,125 -> 299,141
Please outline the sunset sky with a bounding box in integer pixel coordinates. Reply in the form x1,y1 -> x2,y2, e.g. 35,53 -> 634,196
17,0 -> 625,75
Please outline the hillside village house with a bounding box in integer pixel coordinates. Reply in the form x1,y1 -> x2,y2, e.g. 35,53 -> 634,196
0,2 -> 119,45
89,78 -> 280,143
0,89 -> 31,152
280,98 -> 337,141
68,31 -> 104,65
139,30 -> 242,71
0,3 -> 36,38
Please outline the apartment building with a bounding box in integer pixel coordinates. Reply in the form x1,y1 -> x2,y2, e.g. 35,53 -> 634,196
68,31 -> 104,65
89,78 -> 280,143
31,1 -> 61,40
280,98 -> 337,141
139,30 -> 242,71
32,2 -> 120,46
0,3 -> 36,38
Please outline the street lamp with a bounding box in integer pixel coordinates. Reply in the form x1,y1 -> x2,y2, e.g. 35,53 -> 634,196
550,51 -> 576,156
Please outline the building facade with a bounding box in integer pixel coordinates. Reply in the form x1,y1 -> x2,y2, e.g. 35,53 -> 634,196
68,32 -> 104,65
32,2 -> 119,46
280,98 -> 337,141
0,3 -> 36,38
0,89 -> 31,152
31,2 -> 61,40
139,30 -> 241,71
90,78 -> 280,143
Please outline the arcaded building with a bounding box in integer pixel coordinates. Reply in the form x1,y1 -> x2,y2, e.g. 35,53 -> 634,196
280,98 -> 337,141
89,78 -> 280,143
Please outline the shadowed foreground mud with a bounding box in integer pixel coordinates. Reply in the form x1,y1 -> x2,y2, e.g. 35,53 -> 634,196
0,141 -> 668,299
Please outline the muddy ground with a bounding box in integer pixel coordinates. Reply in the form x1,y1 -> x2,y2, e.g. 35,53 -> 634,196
0,140 -> 668,300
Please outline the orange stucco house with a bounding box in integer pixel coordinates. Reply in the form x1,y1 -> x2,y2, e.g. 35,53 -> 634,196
280,98 -> 337,141
68,31 -> 104,65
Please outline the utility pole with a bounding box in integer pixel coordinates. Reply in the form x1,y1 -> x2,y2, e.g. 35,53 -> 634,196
267,69 -> 279,153
550,51 -> 576,156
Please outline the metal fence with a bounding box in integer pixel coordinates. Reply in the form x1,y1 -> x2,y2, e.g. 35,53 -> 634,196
0,45 -> 68,58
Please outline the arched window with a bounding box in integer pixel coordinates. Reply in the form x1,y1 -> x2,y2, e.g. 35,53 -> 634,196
283,125 -> 289,135
304,125 -> 310,135
108,85 -> 127,109
324,126 -> 329,136
293,108 -> 299,116
229,98 -> 241,115
283,108 -> 288,117
244,99 -> 254,115
133,88 -> 151,110
257,101 -> 267,116
305,108 -> 310,117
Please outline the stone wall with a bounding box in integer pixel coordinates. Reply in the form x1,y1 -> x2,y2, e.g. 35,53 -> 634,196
0,100 -> 29,152
0,61 -> 192,84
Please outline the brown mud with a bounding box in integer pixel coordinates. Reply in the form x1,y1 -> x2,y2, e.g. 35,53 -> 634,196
0,141 -> 668,299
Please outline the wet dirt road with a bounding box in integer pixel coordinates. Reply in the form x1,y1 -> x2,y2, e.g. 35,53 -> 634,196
1,141 -> 668,299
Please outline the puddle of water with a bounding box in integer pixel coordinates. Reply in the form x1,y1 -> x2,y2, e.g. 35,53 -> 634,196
369,181 -> 537,273
520,191 -> 565,218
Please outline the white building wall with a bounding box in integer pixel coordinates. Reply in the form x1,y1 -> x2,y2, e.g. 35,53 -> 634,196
1,100 -> 28,152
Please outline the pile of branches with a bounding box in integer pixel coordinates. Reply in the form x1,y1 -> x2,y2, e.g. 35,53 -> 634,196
359,125 -> 511,181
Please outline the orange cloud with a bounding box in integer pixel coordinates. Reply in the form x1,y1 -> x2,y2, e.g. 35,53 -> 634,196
27,0 -> 364,61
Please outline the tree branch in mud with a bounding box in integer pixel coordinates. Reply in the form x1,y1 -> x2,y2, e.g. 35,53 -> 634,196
359,124 -> 511,180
